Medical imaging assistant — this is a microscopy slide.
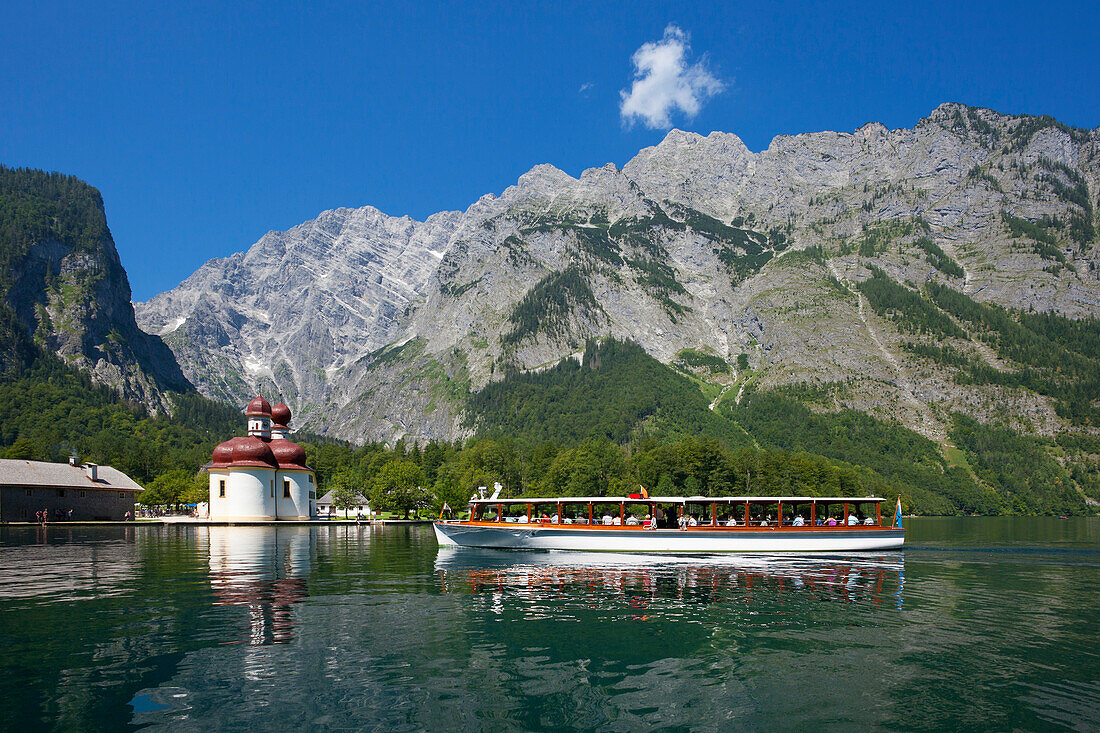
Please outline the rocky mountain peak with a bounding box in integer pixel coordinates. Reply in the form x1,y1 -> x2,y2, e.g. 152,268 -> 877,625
138,104 -> 1099,445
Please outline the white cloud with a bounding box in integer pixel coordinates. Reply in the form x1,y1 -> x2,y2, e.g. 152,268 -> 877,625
619,25 -> 724,129
579,81 -> 594,96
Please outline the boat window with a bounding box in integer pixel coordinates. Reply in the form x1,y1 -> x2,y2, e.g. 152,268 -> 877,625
747,503 -> 777,526
590,503 -> 621,526
650,503 -> 678,529
681,503 -> 712,527
622,502 -> 652,526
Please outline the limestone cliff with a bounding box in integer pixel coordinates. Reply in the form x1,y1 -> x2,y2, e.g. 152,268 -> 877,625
137,105 -> 1100,443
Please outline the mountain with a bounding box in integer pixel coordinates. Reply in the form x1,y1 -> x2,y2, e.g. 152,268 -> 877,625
137,103 -> 1100,452
0,166 -> 191,412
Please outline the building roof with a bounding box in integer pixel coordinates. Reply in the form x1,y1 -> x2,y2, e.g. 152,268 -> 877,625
245,394 -> 272,417
0,460 -> 144,492
271,401 -> 292,427
316,490 -> 370,506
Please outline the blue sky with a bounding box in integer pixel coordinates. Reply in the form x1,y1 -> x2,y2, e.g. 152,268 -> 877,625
2,0 -> 1098,301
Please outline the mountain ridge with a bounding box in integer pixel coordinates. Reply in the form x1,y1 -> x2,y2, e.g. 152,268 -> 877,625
135,103 -> 1100,449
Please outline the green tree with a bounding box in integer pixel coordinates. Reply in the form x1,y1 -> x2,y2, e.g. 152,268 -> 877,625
330,470 -> 361,518
139,469 -> 193,507
372,460 -> 427,518
5,438 -> 41,460
543,438 -> 633,497
180,472 -> 209,505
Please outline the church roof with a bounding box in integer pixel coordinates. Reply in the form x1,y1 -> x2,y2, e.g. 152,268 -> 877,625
271,402 -> 292,427
245,395 -> 271,417
209,436 -> 279,469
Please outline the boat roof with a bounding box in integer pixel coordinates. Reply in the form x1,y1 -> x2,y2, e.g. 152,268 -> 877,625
470,495 -> 886,505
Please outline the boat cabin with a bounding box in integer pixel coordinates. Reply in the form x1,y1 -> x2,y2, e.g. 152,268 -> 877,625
466,496 -> 891,529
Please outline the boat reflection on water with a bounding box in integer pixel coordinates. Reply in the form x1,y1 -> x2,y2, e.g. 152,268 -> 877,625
435,548 -> 904,611
207,526 -> 314,645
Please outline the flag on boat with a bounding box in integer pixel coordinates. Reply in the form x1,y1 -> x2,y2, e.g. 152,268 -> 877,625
439,502 -> 452,519
893,497 -> 903,528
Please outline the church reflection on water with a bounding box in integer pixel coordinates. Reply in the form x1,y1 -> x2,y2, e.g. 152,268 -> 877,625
435,549 -> 904,610
207,526 -> 314,645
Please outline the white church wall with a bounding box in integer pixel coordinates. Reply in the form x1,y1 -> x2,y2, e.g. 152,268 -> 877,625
210,468 -> 274,521
275,470 -> 315,519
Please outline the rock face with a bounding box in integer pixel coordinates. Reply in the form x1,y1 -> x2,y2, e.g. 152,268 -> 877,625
137,104 -> 1100,442
138,206 -> 463,410
0,167 -> 191,411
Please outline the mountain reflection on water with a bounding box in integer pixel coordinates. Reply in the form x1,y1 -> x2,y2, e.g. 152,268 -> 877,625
0,520 -> 1097,732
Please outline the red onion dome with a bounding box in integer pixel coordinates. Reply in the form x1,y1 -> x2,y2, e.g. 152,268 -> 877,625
245,394 -> 272,417
271,401 -> 292,427
231,436 -> 278,468
211,438 -> 237,467
270,439 -> 309,470
211,436 -> 279,469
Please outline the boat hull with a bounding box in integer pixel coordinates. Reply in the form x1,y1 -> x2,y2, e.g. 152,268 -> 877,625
433,522 -> 904,552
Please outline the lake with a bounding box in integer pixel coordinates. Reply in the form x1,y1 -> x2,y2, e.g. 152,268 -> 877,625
0,518 -> 1098,731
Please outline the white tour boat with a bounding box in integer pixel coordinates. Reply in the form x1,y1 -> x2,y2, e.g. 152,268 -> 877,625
434,495 -> 904,552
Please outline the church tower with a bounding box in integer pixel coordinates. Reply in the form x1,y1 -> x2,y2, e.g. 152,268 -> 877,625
246,395 -> 272,439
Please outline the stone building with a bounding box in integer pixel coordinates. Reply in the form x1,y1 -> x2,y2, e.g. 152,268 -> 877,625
208,396 -> 317,520
0,458 -> 143,521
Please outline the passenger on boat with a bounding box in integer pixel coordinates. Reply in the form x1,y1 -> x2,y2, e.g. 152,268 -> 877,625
725,516 -> 737,526
626,515 -> 640,526
551,513 -> 559,524
644,514 -> 656,529
759,517 -> 769,526
612,515 -> 622,525
602,512 -> 614,525
863,516 -> 874,525
814,517 -> 823,526
687,515 -> 698,526
792,515 -> 805,526
846,514 -> 860,526
574,516 -> 587,525
826,517 -> 837,526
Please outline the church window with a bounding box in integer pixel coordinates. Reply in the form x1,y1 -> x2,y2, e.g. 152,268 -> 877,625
219,480 -> 226,497
283,479 -> 291,498
79,491 -> 86,498
270,479 -> 274,497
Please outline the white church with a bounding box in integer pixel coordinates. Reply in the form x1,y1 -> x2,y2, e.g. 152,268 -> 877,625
208,395 -> 317,521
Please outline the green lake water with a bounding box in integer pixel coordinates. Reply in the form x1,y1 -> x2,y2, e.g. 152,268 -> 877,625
0,518 -> 1097,731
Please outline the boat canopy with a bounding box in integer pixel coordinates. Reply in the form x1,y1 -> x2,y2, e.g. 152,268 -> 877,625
469,495 -> 886,505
